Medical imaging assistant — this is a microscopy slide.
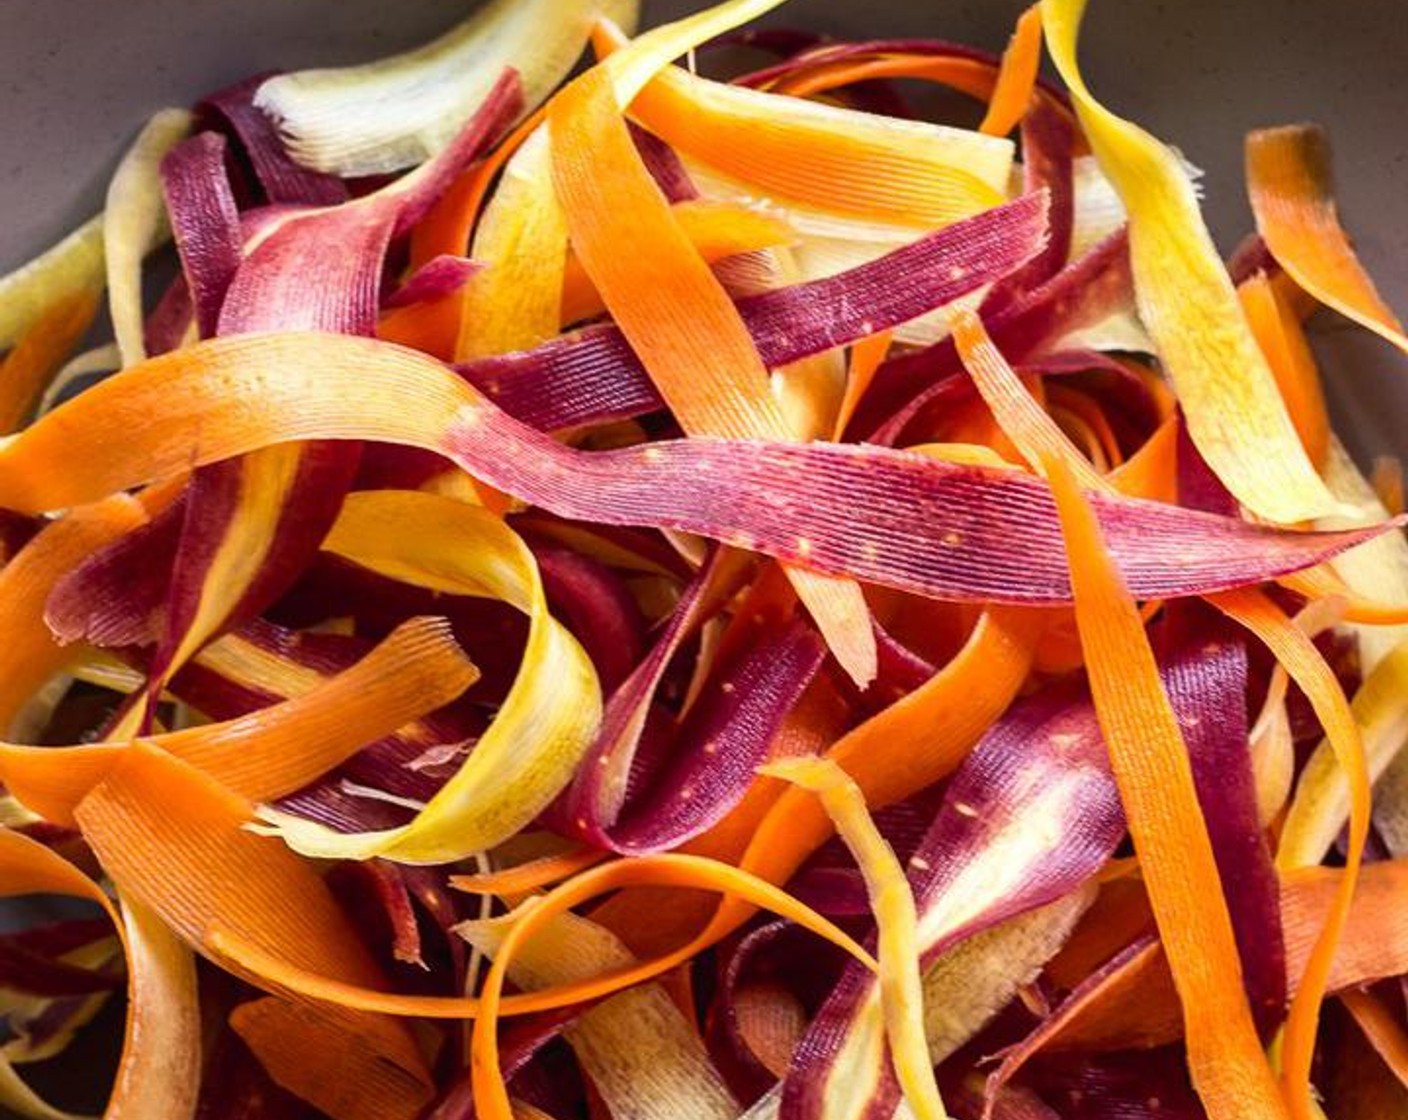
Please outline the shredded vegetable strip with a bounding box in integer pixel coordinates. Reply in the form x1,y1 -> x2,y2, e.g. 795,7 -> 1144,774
152,443 -> 310,694
104,108 -> 192,367
0,829 -> 200,1120
0,494 -> 150,733
1042,0 -> 1335,523
631,605 -> 1043,975
773,54 -> 999,102
408,107 -> 545,270
1246,124 -> 1408,354
1340,988 -> 1408,1090
834,330 -> 892,439
450,848 -> 610,897
0,616 -> 477,824
559,200 -> 795,327
548,68 -> 786,437
461,910 -> 737,1120
0,215 -> 105,352
550,55 -> 877,687
193,849 -> 875,1029
231,998 -> 433,1120
132,837 -> 871,1039
620,40 -> 1012,229
254,491 -> 601,864
0,290 -> 100,434
951,309 -> 1108,489
389,110 -> 547,361
1274,639 -> 1406,866
455,128 -> 567,359
1045,456 -> 1289,1120
252,0 -> 639,176
764,46 -> 1075,133
468,854 -> 876,1120
765,757 -> 949,1120
1238,273 -> 1331,468
1282,565 -> 1408,627
980,5 -> 1043,137
0,334 -> 1387,602
71,741 -> 436,1091
1209,587 -> 1369,1120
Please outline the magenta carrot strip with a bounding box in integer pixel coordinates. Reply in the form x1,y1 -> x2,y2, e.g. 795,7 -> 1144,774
464,192 -> 1049,432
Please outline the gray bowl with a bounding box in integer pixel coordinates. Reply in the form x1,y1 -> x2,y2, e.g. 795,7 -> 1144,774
0,0 -> 1404,1114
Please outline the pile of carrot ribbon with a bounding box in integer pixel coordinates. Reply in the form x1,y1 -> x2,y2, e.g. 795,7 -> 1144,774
2,0 -> 1408,1117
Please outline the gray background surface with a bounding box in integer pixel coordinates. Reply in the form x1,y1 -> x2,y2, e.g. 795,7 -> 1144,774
0,0 -> 1404,1112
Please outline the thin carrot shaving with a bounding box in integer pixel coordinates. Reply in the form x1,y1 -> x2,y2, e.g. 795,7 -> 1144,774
732,982 -> 808,1076
951,309 -> 1108,490
104,108 -> 192,368
612,27 -> 1013,231
1043,875 -> 1153,990
70,739 -> 443,1106
376,296 -> 462,360
1281,566 -> 1408,626
1371,456 -> 1405,516
0,494 -> 149,734
560,199 -> 795,327
409,102 -> 549,270
696,606 -> 1044,950
550,55 -> 877,687
450,847 -> 610,897
72,743 -> 406,990
763,43 -> 1076,133
0,215 -> 105,353
1246,124 -> 1408,354
199,849 -> 874,1024
549,66 -> 785,442
1250,695 -> 1295,830
833,330 -> 892,439
1103,415 -> 1179,502
231,997 -> 434,1120
460,909 -> 737,1120
1045,390 -> 1123,473
979,5 -> 1043,137
772,54 -> 1000,103
764,756 -> 950,1120
383,108 -> 548,361
194,628 -> 337,699
155,442 -> 309,693
1208,587 -> 1370,1120
454,127 -> 567,360
467,853 -> 877,1120
1238,272 -> 1331,468
1044,456 -> 1289,1120
597,0 -> 792,102
1280,861 -> 1408,995
250,0 -> 637,177
0,616 -> 478,824
1043,0 -> 1335,523
1340,988 -> 1408,1092
253,491 -> 602,865
908,442 -> 1017,470
0,829 -> 200,1120
0,289 -> 100,434
676,673 -> 852,867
